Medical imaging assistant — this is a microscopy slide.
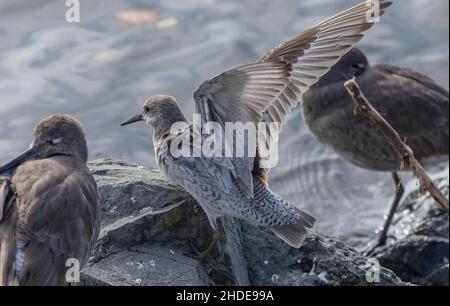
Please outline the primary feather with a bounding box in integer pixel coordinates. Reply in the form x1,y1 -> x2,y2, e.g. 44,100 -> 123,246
194,0 -> 393,196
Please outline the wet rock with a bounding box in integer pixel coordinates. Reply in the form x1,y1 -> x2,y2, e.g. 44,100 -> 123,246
82,159 -> 403,286
242,227 -> 402,286
373,167 -> 449,286
82,244 -> 211,286
83,159 -> 247,286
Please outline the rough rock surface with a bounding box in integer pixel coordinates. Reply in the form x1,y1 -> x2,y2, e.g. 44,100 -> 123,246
81,159 -> 404,286
372,166 -> 449,286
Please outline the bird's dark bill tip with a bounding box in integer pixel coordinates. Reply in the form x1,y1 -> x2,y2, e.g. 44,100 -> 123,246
0,146 -> 39,175
121,114 -> 144,126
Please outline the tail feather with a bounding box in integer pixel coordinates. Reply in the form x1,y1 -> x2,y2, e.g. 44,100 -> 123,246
242,178 -> 316,248
270,210 -> 315,248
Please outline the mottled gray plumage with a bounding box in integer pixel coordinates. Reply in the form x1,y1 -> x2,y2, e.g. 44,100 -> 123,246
0,115 -> 100,286
301,47 -> 449,248
155,122 -> 315,248
122,1 -> 393,251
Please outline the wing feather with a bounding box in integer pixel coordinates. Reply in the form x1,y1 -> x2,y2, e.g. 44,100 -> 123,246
194,0 -> 393,196
0,177 -> 18,285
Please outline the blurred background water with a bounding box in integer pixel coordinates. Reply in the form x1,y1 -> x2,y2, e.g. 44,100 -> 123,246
0,0 -> 448,249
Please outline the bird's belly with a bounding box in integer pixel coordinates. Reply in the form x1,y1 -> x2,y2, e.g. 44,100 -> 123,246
304,108 -> 401,172
158,157 -> 229,213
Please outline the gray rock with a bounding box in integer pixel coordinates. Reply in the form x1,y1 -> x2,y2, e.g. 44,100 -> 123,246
242,226 -> 401,286
82,244 -> 211,286
84,159 -> 247,286
373,167 -> 449,286
82,159 -> 404,286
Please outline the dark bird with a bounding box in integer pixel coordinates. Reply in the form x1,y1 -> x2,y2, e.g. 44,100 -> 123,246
301,47 -> 449,250
0,114 -> 100,286
121,1 -> 393,257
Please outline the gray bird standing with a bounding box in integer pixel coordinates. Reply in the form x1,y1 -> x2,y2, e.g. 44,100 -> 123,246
122,1 -> 393,256
0,114 -> 100,285
302,47 -> 449,250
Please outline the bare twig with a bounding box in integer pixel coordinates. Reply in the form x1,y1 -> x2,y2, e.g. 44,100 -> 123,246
344,78 -> 449,212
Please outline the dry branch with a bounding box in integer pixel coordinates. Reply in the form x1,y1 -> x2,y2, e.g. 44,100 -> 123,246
344,78 -> 449,212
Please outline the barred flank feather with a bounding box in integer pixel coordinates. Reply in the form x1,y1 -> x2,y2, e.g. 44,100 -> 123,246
270,210 -> 315,248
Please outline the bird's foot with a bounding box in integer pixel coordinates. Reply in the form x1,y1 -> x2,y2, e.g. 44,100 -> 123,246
364,234 -> 396,257
196,249 -> 213,260
196,230 -> 221,260
365,242 -> 384,257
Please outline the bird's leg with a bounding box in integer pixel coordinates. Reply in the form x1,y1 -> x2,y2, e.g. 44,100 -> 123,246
378,172 -> 405,246
367,172 -> 405,256
198,230 -> 221,260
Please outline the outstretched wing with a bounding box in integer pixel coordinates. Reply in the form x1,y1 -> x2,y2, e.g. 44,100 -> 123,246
194,0 -> 393,196
258,0 -> 393,128
6,157 -> 100,286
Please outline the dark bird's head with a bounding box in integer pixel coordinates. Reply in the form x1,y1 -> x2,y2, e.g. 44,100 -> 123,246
0,114 -> 88,175
312,47 -> 369,88
121,95 -> 186,139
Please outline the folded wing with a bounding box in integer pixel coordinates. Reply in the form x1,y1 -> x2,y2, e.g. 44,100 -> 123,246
0,177 -> 18,285
3,159 -> 100,285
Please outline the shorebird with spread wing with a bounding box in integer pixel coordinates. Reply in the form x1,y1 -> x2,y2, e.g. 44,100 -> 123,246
122,0 -> 393,257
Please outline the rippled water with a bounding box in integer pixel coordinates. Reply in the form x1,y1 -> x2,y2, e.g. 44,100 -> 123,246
0,0 -> 448,248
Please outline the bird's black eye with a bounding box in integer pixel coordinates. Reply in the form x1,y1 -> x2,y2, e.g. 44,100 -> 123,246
144,106 -> 150,112
351,63 -> 365,76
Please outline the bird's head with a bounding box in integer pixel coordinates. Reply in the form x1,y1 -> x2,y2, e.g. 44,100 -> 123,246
313,47 -> 370,87
0,114 -> 88,175
121,95 -> 186,138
